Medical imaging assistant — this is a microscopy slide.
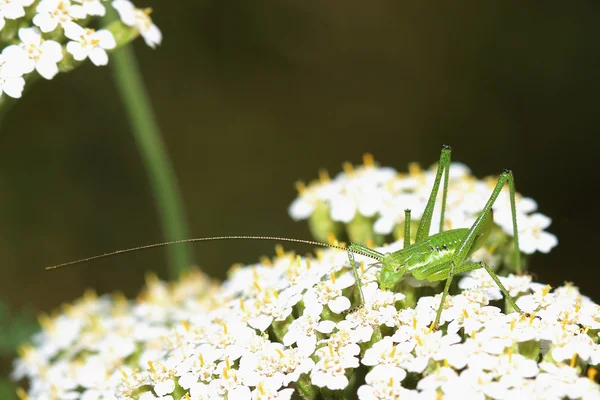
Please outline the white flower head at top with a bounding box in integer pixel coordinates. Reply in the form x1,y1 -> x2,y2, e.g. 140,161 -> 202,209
72,0 -> 105,17
112,0 -> 162,48
34,0 -> 86,33
517,212 -> 559,254
10,27 -> 63,80
0,0 -> 31,31
0,47 -> 28,98
64,22 -> 116,66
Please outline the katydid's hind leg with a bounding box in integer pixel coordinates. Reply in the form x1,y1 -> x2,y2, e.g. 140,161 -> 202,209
504,170 -> 522,274
347,249 -> 365,306
415,145 -> 452,243
432,261 -> 456,330
456,170 -> 522,274
454,261 -> 523,314
403,209 -> 411,249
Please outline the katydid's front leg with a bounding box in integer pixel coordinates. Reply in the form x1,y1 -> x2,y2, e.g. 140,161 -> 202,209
347,243 -> 384,307
415,145 -> 452,243
403,209 -> 411,249
432,170 -> 523,329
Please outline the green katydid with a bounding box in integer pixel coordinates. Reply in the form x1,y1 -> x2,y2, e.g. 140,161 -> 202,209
46,145 -> 526,329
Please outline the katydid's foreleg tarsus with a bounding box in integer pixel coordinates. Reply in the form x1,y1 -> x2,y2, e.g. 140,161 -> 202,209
348,250 -> 365,306
348,243 -> 385,307
403,209 -> 411,249
415,145 -> 452,243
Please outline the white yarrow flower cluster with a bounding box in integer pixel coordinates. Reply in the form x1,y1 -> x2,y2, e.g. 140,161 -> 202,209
14,158 -> 592,400
13,246 -> 600,399
0,0 -> 161,98
289,154 -> 558,256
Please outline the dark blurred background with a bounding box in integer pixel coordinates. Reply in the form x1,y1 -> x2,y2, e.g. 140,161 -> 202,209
1,0 -> 600,378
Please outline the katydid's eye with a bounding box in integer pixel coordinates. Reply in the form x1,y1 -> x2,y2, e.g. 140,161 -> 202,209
394,267 -> 400,273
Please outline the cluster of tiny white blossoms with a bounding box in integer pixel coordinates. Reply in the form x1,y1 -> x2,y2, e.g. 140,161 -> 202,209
12,244 -> 600,399
0,0 -> 161,99
289,154 -> 558,257
14,157 -> 597,400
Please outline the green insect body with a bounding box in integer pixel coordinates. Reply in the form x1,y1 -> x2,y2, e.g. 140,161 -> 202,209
344,145 -> 524,329
377,210 -> 493,289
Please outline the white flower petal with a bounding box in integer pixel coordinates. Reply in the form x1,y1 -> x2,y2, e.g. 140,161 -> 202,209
1,77 -> 25,98
89,47 -> 108,66
33,13 -> 59,33
66,42 -> 87,61
328,296 -> 351,314
40,40 -> 64,63
95,29 -> 116,49
18,27 -> 42,45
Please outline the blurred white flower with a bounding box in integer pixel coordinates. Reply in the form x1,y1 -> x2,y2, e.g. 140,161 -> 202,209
73,0 -> 105,16
64,22 -> 116,66
34,0 -> 86,33
358,365 -> 414,400
518,213 -> 559,254
12,27 -> 63,79
0,0 -> 30,31
112,0 -> 162,48
0,47 -> 28,99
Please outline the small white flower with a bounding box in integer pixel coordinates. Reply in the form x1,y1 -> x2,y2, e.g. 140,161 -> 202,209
251,380 -> 294,400
0,47 -> 28,99
176,344 -> 222,388
536,362 -> 581,399
516,284 -> 555,314
542,325 -> 597,364
515,213 -> 558,254
572,374 -> 600,400
112,0 -> 162,48
277,347 -> 315,386
303,272 -> 354,314
0,0 -> 28,31
209,361 -> 251,399
282,312 -> 334,353
154,379 -> 175,396
499,273 -> 534,297
357,365 -> 414,400
34,0 -> 86,33
458,269 -> 503,301
64,22 -> 116,66
361,336 -> 415,369
13,27 -> 63,79
579,303 -> 600,330
73,0 -> 105,16
416,366 -> 458,392
311,343 -> 359,390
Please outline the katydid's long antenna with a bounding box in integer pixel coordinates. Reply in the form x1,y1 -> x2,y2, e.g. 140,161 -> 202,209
45,236 -> 380,271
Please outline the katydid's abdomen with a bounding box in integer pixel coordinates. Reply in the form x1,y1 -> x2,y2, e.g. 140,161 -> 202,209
382,209 -> 493,284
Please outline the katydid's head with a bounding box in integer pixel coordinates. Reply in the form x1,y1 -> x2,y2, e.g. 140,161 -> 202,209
378,252 -> 407,291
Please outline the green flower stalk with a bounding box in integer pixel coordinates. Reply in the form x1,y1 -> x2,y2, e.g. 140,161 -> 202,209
0,0 -> 193,277
103,7 -> 193,278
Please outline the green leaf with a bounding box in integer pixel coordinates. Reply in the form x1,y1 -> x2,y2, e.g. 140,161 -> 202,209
0,377 -> 18,400
0,301 -> 39,356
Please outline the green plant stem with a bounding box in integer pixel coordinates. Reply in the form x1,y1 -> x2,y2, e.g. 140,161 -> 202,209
103,17 -> 194,279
